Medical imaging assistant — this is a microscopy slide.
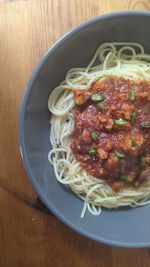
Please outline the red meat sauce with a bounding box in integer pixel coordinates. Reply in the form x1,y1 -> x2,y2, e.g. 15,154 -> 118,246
70,77 -> 150,191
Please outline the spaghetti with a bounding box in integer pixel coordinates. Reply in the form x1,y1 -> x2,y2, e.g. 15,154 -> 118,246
48,42 -> 150,217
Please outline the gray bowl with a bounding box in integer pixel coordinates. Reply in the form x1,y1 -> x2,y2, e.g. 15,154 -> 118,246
19,11 -> 150,248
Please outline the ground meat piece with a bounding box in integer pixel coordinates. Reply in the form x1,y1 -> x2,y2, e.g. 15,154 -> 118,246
74,90 -> 91,105
145,156 -> 150,164
119,133 -> 143,157
137,91 -> 148,101
97,148 -> 108,160
103,140 -> 114,152
105,118 -> 114,130
121,103 -> 135,120
106,154 -> 119,176
82,129 -> 91,144
135,167 -> 150,186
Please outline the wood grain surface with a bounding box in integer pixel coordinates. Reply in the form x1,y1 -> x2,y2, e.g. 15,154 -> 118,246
0,0 -> 150,266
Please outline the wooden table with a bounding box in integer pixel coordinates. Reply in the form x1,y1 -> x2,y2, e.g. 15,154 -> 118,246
0,0 -> 150,266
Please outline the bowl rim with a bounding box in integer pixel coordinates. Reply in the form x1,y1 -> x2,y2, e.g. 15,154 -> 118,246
19,11 -> 150,248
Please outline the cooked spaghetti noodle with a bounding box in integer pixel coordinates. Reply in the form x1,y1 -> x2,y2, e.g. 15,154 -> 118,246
48,42 -> 150,217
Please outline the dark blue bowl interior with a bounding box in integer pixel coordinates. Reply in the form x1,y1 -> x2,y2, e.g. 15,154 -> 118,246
19,12 -> 150,248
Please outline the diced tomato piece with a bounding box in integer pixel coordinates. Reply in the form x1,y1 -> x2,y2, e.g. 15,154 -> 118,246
74,90 -> 91,105
97,148 -> 108,160
111,181 -> 124,192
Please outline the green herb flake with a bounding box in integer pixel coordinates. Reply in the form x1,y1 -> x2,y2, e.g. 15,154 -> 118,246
91,93 -> 105,102
88,147 -> 96,156
120,175 -> 131,181
97,102 -> 106,110
131,139 -> 137,147
139,156 -> 146,168
114,118 -> 127,126
114,151 -> 125,159
91,131 -> 98,141
129,89 -> 136,103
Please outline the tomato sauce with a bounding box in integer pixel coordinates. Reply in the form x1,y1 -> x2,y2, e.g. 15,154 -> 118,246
70,77 -> 150,191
